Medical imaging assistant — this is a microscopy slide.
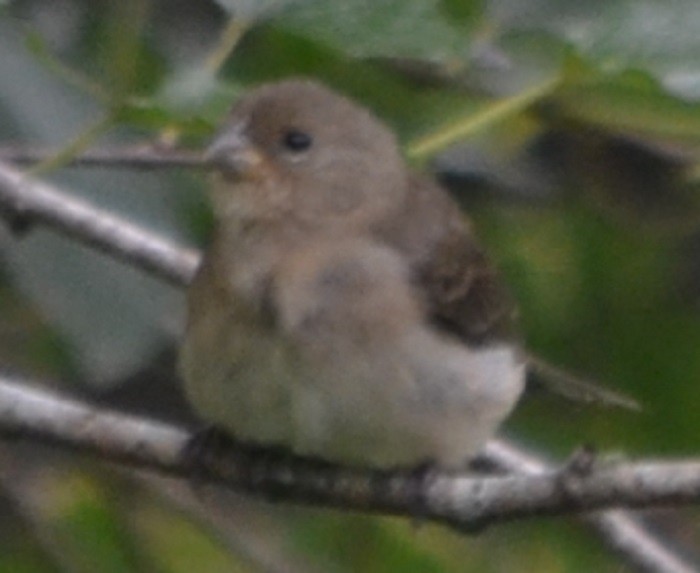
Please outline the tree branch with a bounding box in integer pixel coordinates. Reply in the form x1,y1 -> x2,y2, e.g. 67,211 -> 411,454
0,161 -> 696,572
0,161 -> 198,286
2,375 -> 700,532
0,145 -> 206,171
484,442 -> 699,573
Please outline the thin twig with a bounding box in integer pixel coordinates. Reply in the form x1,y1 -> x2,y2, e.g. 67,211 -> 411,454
0,162 -> 695,572
0,145 -> 206,171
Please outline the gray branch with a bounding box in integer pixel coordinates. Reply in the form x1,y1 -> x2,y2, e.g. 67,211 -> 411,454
0,162 -> 198,286
1,375 -> 700,531
0,161 -> 696,572
485,442 -> 698,573
0,145 -> 207,171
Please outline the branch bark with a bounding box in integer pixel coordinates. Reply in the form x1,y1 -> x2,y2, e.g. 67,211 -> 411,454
1,376 -> 700,532
0,162 -> 198,286
0,161 -> 696,572
485,442 -> 699,573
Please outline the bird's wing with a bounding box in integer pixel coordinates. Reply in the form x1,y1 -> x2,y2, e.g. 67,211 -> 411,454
417,217 -> 519,345
377,173 -> 518,346
377,173 -> 639,409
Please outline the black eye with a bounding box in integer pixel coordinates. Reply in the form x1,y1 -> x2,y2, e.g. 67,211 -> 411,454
282,130 -> 313,152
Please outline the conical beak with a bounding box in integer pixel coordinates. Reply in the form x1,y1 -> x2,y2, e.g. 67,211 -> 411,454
204,123 -> 265,179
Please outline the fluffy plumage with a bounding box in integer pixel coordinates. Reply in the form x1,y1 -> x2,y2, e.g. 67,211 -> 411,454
179,79 -> 525,469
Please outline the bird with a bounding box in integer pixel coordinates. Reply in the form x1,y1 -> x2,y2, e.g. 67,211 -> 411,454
179,78 -> 526,470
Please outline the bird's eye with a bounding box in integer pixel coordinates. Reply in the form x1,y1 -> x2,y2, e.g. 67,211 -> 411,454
282,130 -> 313,152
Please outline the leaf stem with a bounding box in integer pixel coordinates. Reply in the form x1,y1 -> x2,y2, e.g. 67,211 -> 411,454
205,17 -> 250,75
28,114 -> 116,176
25,31 -> 111,104
407,77 -> 560,160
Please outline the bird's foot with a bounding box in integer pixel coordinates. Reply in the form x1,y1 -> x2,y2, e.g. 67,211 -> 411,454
561,443 -> 598,477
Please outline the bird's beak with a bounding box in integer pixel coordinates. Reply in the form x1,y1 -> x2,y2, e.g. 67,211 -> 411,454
204,123 -> 265,180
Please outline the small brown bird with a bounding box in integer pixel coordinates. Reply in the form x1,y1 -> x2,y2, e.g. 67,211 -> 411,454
179,78 -> 525,469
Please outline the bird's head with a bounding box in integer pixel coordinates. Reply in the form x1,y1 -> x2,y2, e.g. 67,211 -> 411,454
205,78 -> 407,231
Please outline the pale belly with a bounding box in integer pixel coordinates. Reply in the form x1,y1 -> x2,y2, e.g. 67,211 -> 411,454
180,304 -> 525,469
180,305 -> 297,446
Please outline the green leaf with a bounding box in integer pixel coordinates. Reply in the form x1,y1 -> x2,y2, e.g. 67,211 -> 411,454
276,0 -> 476,61
557,59 -> 700,143
492,0 -> 700,99
227,26 -> 486,141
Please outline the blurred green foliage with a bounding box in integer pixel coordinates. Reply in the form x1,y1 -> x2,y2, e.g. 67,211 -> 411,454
2,0 -> 700,571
